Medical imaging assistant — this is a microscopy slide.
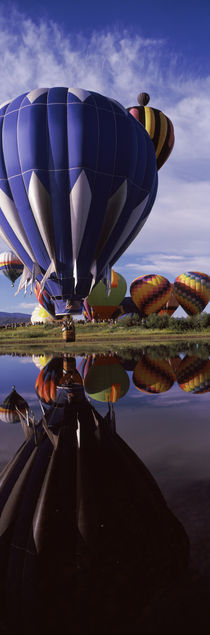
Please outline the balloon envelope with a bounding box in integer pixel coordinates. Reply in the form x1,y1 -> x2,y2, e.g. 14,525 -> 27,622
130,274 -> 171,316
176,355 -> 210,393
0,250 -> 23,285
112,296 -> 139,319
173,272 -> 210,315
133,354 -> 174,394
0,87 -> 157,316
31,305 -> 53,325
84,355 -> 130,402
127,94 -> 175,170
35,356 -> 83,405
157,285 -> 179,316
0,386 -> 28,423
86,269 -> 127,320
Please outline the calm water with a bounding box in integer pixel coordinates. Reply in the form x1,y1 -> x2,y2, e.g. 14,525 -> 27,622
1,344 -> 210,633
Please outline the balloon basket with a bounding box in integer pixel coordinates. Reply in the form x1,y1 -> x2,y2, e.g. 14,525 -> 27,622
62,326 -> 75,342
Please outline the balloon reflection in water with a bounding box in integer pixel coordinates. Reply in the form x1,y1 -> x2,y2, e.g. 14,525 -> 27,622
133,354 -> 175,393
176,356 -> 210,393
0,386 -> 29,423
0,359 -> 189,634
35,356 -> 83,405
173,272 -> 210,316
84,354 -> 130,402
32,354 -> 53,371
130,274 -> 171,316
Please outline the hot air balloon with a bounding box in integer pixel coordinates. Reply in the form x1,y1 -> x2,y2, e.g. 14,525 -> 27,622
34,281 -> 56,318
0,386 -> 29,423
0,87 -> 158,317
130,274 -> 171,316
86,269 -> 127,320
157,285 -> 179,316
176,355 -> 210,393
31,305 -> 53,325
173,272 -> 210,315
0,250 -> 23,286
84,354 -> 130,402
127,92 -> 175,170
133,354 -> 175,394
112,295 -> 140,319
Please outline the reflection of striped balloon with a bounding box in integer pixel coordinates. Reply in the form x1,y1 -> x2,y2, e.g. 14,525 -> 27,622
127,95 -> 174,170
84,355 -> 129,402
0,387 -> 28,423
173,272 -> 210,315
130,274 -> 171,316
133,355 -> 174,393
35,357 -> 83,404
176,356 -> 210,393
157,286 -> 179,316
0,250 -> 23,285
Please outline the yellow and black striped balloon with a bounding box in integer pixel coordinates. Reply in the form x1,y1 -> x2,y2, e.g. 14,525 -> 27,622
157,285 -> 179,317
130,274 -> 171,316
127,93 -> 174,170
173,271 -> 210,316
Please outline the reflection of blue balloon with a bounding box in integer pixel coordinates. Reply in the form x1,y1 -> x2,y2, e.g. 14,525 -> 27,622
0,87 -> 157,316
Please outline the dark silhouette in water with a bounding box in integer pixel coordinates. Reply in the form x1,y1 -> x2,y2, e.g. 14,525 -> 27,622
0,377 -> 189,634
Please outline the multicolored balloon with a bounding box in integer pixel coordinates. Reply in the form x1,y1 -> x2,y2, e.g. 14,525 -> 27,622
86,270 -> 127,320
0,386 -> 29,423
0,250 -> 23,286
173,272 -> 210,315
34,281 -> 56,318
133,354 -> 175,394
130,274 -> 171,316
31,305 -> 53,325
84,355 -> 130,402
0,87 -> 158,317
35,356 -> 83,405
127,92 -> 175,170
157,285 -> 179,316
32,354 -> 53,370
176,356 -> 210,393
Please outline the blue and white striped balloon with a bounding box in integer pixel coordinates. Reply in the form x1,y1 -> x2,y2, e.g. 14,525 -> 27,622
0,87 -> 158,316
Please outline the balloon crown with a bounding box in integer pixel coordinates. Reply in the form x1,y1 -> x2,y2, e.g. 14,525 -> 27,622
137,92 -> 150,106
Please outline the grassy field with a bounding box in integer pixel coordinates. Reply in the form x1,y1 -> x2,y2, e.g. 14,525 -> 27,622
0,321 -> 210,355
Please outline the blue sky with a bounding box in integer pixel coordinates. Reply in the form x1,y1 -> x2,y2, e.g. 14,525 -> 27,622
0,0 -> 209,316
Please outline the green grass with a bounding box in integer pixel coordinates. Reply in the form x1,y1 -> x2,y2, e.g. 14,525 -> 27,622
0,321 -> 210,356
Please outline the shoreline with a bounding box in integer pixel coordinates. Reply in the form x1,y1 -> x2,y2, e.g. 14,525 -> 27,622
0,330 -> 210,355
